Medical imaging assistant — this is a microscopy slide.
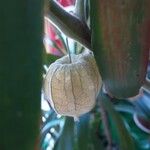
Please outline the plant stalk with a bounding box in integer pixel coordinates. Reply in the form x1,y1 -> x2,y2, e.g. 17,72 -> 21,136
99,94 -> 113,150
45,0 -> 91,50
66,38 -> 72,63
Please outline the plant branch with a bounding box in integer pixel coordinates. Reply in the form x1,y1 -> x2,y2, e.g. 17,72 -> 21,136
44,0 -> 91,50
99,93 -> 113,150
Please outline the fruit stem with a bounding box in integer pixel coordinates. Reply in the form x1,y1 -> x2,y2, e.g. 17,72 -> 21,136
66,38 -> 72,63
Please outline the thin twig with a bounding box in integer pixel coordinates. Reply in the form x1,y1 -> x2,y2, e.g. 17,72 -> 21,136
99,97 -> 113,150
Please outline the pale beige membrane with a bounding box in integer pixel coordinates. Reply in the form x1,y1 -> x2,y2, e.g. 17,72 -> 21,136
43,49 -> 102,120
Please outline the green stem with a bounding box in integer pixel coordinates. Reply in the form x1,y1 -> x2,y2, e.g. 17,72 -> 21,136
66,38 -> 72,63
74,0 -> 86,21
45,0 -> 91,50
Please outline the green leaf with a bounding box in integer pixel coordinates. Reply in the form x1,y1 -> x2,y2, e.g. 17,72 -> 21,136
54,117 -> 75,150
0,0 -> 43,149
119,112 -> 150,150
100,92 -> 137,150
54,112 -> 104,150
76,113 -> 104,150
43,53 -> 59,66
114,100 -> 136,114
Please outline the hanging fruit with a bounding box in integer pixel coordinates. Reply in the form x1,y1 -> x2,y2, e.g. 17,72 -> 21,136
43,49 -> 102,119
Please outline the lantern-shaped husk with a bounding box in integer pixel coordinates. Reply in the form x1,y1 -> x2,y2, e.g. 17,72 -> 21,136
43,49 -> 102,118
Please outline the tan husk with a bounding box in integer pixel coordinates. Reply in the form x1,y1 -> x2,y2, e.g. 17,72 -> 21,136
43,49 -> 102,119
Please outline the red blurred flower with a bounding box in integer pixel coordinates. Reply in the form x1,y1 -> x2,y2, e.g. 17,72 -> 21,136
44,0 -> 75,56
44,17 -> 64,56
59,0 -> 75,7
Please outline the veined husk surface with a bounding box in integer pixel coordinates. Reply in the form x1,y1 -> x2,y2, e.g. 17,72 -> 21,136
43,50 -> 102,118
